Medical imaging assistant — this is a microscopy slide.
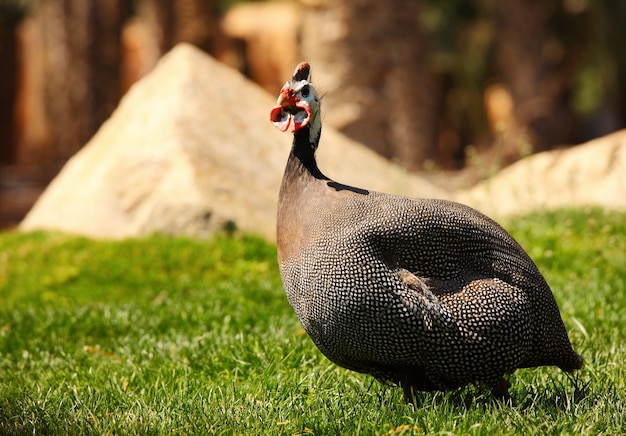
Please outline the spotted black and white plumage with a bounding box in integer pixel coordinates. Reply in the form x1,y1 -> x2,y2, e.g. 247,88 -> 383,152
272,63 -> 583,401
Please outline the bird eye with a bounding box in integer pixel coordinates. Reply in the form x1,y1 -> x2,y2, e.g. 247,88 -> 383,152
300,85 -> 310,98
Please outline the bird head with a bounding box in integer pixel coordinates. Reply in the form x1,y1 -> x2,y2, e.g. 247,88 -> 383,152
270,62 -> 320,133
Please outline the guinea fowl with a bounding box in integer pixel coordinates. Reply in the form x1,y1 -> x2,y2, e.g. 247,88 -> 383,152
271,62 -> 583,401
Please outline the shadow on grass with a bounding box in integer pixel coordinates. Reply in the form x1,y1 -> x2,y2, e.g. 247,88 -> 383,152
514,371 -> 596,412
394,370 -> 592,412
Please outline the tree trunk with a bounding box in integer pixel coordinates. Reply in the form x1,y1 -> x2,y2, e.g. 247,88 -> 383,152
36,0 -> 125,165
301,0 -> 440,170
139,0 -> 218,57
0,19 -> 19,165
495,0 -> 583,157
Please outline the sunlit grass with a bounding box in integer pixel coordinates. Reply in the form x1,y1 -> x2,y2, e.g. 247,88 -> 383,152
0,208 -> 624,434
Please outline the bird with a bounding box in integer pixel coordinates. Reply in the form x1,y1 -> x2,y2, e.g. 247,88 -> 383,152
270,62 -> 583,402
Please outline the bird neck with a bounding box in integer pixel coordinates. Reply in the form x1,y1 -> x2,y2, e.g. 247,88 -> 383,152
287,124 -> 327,181
277,123 -> 327,263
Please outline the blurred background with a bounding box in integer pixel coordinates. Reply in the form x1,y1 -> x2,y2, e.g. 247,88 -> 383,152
1,0 -> 625,228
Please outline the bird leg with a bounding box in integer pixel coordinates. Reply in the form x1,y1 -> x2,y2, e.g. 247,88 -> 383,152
490,377 -> 512,400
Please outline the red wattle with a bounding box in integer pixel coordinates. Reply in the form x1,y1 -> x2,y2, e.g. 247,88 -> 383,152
292,103 -> 312,132
270,106 -> 291,132
270,101 -> 312,133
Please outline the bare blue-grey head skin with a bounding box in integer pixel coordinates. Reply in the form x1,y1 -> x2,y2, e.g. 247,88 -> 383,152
272,63 -> 583,402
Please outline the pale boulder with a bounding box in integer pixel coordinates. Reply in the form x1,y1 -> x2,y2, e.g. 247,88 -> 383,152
457,130 -> 626,216
20,43 -> 626,240
20,43 -> 444,240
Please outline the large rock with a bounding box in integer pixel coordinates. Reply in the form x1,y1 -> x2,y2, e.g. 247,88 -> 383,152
20,43 -> 444,240
20,43 -> 626,240
456,130 -> 626,216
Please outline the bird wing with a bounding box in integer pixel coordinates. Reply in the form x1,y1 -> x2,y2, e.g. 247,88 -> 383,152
365,195 -> 549,296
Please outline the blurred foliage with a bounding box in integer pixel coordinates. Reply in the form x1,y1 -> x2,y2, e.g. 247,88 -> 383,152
1,0 -> 623,124
420,0 -> 493,149
421,0 -> 625,128
0,0 -> 623,172
1,0 -> 623,122
0,0 -> 32,24
217,0 -> 264,12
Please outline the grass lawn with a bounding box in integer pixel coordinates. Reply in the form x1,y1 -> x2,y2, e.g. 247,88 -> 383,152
0,208 -> 624,435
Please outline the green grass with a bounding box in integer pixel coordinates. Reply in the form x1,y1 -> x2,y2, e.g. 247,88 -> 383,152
0,208 -> 624,435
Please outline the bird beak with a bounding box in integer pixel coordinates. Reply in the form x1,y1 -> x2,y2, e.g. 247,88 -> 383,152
276,87 -> 297,107
270,86 -> 312,133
